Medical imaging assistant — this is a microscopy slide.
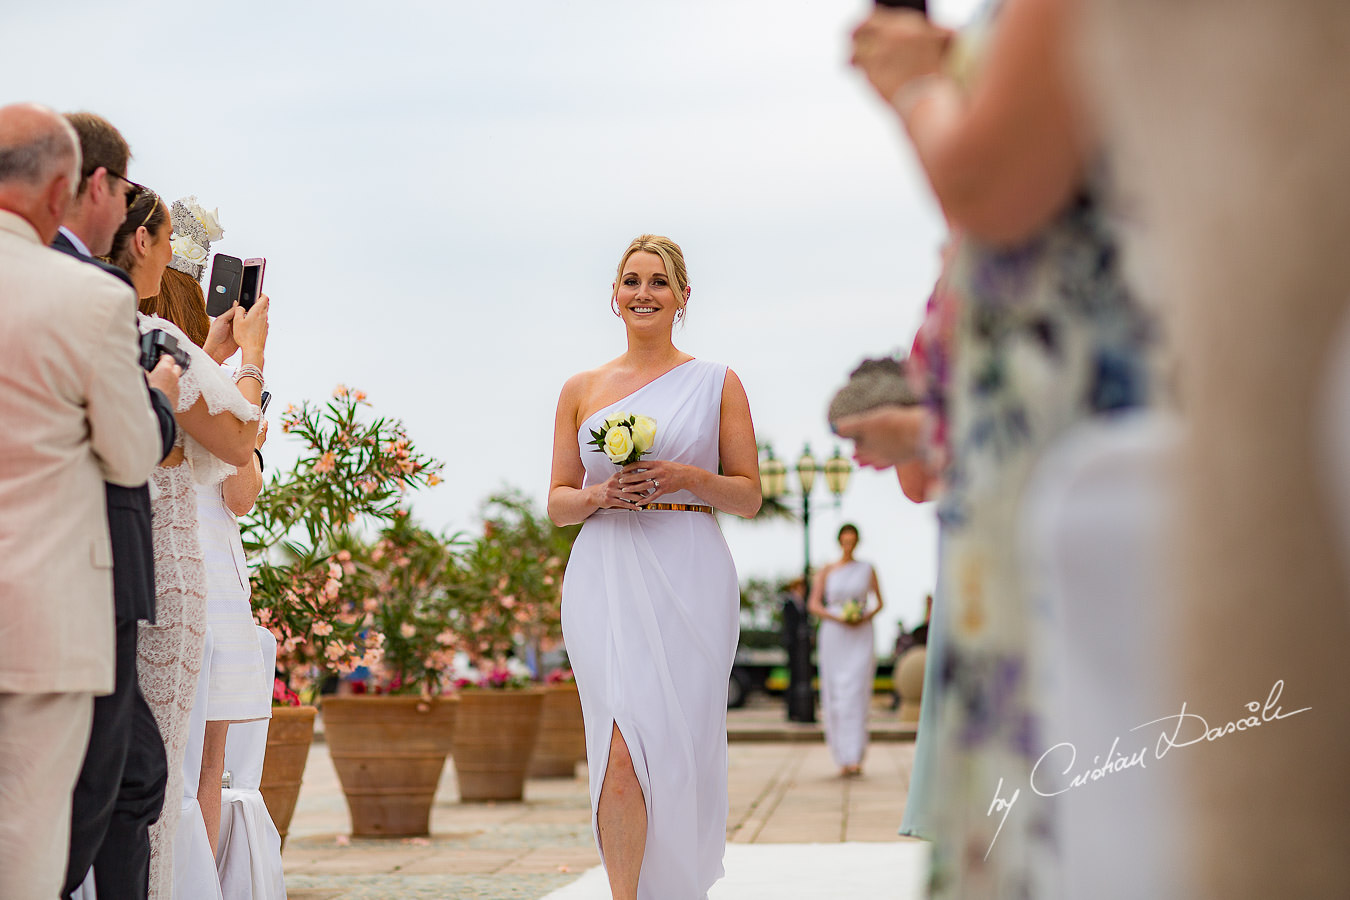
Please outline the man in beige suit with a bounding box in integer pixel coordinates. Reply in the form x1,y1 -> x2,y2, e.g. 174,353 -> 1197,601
0,103 -> 166,898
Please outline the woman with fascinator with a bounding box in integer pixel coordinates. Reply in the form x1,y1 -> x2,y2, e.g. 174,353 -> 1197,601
142,197 -> 275,868
548,235 -> 761,900
105,189 -> 267,898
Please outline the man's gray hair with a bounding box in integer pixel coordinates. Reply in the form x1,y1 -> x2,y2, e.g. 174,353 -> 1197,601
0,116 -> 80,187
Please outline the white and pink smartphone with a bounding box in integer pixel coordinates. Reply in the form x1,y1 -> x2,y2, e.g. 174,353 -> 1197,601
239,257 -> 266,311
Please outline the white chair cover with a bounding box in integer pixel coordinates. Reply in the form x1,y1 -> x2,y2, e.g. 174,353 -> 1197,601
215,627 -> 285,899
175,627 -> 225,900
1020,411 -> 1185,900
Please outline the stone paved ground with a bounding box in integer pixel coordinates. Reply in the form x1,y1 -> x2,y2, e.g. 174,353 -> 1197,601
284,697 -> 919,899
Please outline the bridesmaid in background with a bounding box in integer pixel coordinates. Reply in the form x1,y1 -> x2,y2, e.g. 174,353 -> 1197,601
808,523 -> 884,778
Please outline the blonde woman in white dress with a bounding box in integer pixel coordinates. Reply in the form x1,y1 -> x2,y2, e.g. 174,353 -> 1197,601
808,523 -> 884,777
549,235 -> 761,900
109,189 -> 266,898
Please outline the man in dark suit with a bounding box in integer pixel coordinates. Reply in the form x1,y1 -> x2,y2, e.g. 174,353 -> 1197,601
780,577 -> 815,723
53,111 -> 179,900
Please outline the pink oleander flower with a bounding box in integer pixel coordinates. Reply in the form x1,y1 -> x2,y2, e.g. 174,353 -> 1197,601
399,622 -> 416,639
273,677 -> 301,707
363,597 -> 380,612
435,630 -> 456,646
312,621 -> 333,636
323,578 -> 341,599
427,474 -> 441,486
314,451 -> 337,474
500,595 -> 516,609
333,384 -> 349,399
325,643 -> 345,661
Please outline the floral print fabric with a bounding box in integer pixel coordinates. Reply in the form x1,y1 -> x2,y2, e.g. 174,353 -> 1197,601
927,191 -> 1156,899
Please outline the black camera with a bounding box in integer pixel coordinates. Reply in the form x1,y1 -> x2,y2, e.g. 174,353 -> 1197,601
138,329 -> 192,373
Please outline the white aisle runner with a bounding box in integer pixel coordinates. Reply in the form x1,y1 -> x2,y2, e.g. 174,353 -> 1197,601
541,841 -> 930,900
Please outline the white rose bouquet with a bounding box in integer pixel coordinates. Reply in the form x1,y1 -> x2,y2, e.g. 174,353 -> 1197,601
840,599 -> 865,625
587,410 -> 658,467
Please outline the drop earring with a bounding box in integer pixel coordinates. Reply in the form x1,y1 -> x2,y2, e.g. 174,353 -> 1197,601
611,297 -> 622,317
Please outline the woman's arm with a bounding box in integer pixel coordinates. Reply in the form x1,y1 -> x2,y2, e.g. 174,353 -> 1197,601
222,419 -> 266,516
864,566 -> 886,623
808,566 -> 845,624
897,459 -> 934,503
547,373 -> 648,526
620,370 -> 762,518
855,0 -> 1086,245
176,398 -> 258,468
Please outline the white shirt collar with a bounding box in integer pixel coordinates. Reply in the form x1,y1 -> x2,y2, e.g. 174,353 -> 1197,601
58,226 -> 91,258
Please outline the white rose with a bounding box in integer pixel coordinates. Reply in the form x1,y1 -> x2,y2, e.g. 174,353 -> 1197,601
171,233 -> 208,266
604,410 -> 629,428
604,425 -> 634,463
630,415 -> 657,454
187,198 -> 225,241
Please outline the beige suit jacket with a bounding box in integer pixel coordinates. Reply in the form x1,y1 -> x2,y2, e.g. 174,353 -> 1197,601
0,209 -> 161,694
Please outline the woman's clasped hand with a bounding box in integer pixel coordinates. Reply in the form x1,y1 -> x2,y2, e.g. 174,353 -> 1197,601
590,459 -> 690,510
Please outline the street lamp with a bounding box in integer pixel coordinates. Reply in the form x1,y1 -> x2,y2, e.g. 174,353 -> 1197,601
760,443 -> 852,723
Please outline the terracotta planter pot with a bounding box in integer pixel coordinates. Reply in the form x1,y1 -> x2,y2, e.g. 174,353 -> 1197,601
528,682 -> 586,778
259,704 -> 317,849
322,695 -> 457,837
450,689 -> 544,801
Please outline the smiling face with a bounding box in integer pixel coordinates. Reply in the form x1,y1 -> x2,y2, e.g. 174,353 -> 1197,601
614,250 -> 683,331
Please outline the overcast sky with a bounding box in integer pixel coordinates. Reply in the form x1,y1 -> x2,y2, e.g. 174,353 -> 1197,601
6,0 -> 981,653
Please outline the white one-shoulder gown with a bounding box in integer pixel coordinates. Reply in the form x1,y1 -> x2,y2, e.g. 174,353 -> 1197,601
561,359 -> 740,900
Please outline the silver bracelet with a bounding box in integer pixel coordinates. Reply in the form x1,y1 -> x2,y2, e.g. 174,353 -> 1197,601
234,364 -> 265,390
891,73 -> 944,120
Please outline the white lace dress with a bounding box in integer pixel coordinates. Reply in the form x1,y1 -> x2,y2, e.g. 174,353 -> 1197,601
135,315 -> 260,900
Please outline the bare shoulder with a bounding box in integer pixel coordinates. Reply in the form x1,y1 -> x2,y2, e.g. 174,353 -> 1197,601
720,367 -> 752,409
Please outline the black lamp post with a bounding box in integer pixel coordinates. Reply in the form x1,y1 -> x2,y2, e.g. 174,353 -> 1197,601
760,444 -> 852,723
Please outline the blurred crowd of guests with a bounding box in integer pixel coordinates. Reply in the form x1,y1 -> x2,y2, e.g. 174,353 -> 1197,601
833,1 -> 1350,898
1,105 -> 274,899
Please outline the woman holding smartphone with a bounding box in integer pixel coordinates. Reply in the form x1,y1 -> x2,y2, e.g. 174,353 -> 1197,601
142,200 -> 276,865
110,189 -> 267,898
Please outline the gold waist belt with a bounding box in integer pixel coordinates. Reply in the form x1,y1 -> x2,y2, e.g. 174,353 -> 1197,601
642,502 -> 714,515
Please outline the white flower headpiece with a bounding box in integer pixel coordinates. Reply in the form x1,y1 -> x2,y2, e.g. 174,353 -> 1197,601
168,195 -> 225,281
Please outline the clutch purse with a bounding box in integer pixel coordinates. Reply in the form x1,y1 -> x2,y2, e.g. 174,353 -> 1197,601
827,355 -> 921,431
